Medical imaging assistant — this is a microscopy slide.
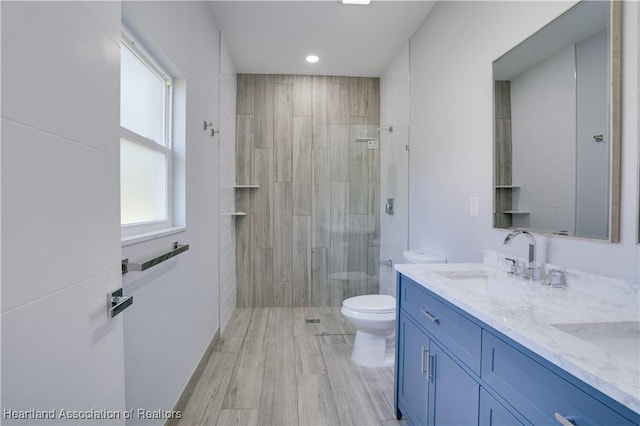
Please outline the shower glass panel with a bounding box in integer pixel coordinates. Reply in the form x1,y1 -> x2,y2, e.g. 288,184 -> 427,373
378,125 -> 409,297
326,124 -> 409,304
325,124 -> 382,305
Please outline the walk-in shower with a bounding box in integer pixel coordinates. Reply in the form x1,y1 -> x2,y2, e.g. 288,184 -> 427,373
234,74 -> 409,308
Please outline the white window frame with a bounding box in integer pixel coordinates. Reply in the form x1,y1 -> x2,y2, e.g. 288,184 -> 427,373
120,27 -> 175,238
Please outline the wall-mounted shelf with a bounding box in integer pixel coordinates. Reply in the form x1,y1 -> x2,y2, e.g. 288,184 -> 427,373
502,210 -> 530,215
230,212 -> 248,216
233,184 -> 261,189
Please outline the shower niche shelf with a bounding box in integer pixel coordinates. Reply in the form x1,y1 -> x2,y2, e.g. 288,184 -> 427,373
233,184 -> 261,189
230,184 -> 259,218
494,185 -> 527,229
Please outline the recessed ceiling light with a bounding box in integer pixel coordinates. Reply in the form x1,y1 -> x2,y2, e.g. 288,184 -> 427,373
342,0 -> 371,4
306,55 -> 319,63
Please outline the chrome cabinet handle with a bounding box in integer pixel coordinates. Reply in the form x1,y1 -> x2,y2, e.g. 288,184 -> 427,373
421,347 -> 429,376
554,412 -> 575,426
428,353 -> 436,381
420,309 -> 440,323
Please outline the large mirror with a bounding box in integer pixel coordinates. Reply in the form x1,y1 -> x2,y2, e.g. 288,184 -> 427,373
493,0 -> 620,242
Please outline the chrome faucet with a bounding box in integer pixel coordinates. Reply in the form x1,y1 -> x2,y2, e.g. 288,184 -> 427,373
503,230 -> 537,272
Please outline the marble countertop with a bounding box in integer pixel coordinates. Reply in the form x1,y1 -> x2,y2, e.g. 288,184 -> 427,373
395,257 -> 640,414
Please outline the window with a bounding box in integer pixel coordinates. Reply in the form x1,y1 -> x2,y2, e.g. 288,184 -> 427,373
120,28 -> 173,237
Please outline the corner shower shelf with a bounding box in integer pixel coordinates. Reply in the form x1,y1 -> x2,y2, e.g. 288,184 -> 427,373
501,210 -> 530,215
495,185 -> 521,189
231,186 -> 258,219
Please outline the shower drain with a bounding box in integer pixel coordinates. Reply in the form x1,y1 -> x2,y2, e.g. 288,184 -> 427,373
305,318 -> 321,324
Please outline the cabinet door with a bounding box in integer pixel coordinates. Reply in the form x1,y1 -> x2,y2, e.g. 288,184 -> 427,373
398,315 -> 430,425
479,388 -> 523,426
482,330 -> 638,426
430,339 -> 480,425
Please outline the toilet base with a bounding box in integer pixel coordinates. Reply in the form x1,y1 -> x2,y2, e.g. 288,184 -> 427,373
350,330 -> 395,368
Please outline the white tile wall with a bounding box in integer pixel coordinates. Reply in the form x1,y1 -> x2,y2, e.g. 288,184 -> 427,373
218,36 -> 237,332
1,2 -> 125,420
2,270 -> 124,416
77,0 -> 122,44
1,120 -> 121,311
1,1 -> 120,156
1,2 -> 124,424
79,376 -> 126,426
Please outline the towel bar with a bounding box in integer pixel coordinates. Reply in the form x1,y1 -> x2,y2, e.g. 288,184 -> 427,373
122,241 -> 189,274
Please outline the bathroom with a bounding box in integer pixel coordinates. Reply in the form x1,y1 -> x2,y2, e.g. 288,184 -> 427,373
1,0 -> 638,425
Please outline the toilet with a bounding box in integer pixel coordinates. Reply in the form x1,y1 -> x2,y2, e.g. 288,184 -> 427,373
341,294 -> 396,367
341,250 -> 446,367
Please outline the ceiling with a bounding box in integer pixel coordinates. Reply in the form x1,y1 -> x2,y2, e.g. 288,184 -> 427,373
208,1 -> 436,77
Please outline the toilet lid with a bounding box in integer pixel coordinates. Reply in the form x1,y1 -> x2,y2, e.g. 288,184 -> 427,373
343,295 -> 396,314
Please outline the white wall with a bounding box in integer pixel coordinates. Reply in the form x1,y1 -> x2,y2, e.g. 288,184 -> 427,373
407,1 -> 639,283
1,1 -> 126,422
120,2 -> 222,424
218,35 -> 237,332
381,43 -> 411,128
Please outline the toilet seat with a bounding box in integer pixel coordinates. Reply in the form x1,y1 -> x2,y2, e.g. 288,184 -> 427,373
342,295 -> 395,314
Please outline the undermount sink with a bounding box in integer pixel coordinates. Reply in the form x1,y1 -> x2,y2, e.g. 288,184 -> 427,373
436,270 -> 489,280
435,269 -> 542,298
552,321 -> 640,366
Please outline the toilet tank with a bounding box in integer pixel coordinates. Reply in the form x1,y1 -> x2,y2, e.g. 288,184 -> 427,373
402,250 -> 446,264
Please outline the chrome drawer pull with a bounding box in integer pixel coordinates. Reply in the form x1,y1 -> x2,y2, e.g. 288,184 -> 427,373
420,309 -> 440,323
554,412 -> 575,426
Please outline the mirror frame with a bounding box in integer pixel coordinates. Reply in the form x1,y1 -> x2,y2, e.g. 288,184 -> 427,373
637,2 -> 640,245
492,0 -> 621,243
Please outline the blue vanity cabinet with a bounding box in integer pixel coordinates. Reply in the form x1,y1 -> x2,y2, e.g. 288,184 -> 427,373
481,330 -> 639,426
395,272 -> 640,426
430,338 -> 480,425
399,273 -> 482,374
397,314 -> 480,426
397,314 -> 430,425
396,275 -> 481,425
479,388 -> 523,426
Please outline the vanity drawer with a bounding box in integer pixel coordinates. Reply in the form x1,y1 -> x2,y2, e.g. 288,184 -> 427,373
481,330 -> 637,426
399,274 -> 481,374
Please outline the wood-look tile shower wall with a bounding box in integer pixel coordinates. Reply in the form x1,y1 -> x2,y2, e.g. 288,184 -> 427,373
236,74 -> 380,307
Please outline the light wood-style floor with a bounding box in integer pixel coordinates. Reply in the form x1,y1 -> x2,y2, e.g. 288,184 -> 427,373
177,307 -> 406,426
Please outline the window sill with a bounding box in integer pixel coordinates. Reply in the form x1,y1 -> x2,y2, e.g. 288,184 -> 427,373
122,226 -> 186,247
